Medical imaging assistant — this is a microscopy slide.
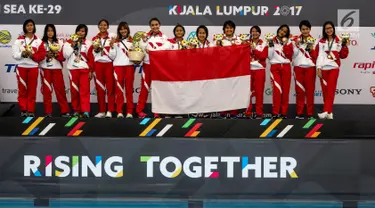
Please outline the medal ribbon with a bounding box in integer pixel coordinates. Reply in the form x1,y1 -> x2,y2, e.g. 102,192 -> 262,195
326,39 -> 334,57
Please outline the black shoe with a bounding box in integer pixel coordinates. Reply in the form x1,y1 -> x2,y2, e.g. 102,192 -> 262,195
45,114 -> 52,118
61,113 -> 71,118
28,112 -> 35,117
295,115 -> 304,120
20,111 -> 28,117
281,115 -> 288,119
272,114 -> 280,119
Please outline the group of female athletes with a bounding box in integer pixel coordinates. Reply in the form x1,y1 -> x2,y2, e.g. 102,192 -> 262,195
12,17 -> 349,120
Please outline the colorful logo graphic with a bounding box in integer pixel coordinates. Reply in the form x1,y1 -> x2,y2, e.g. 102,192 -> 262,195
259,118 -> 323,138
0,30 -> 12,45
371,33 -> 375,50
139,118 -> 202,137
24,155 -> 123,178
22,117 -> 85,136
370,86 -> 375,97
140,156 -> 298,179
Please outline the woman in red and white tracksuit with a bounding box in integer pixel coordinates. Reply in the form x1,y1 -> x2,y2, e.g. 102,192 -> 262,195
187,25 -> 215,118
245,26 -> 268,119
195,25 -> 213,49
168,24 -> 185,50
40,24 -> 70,117
90,19 -> 117,118
215,20 -> 242,118
108,22 -> 134,119
63,24 -> 92,118
292,20 -> 318,119
268,24 -> 294,119
12,19 -> 46,117
316,21 -> 349,120
216,20 -> 241,47
136,17 -> 170,118
167,24 -> 186,119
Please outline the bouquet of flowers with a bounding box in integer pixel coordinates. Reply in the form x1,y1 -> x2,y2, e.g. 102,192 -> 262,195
265,33 -> 275,47
214,34 -> 224,46
189,37 -> 199,48
306,37 -> 316,45
70,34 -> 80,42
340,32 -> 350,45
129,31 -> 146,64
239,34 -> 250,43
47,43 -> 60,66
180,39 -> 189,49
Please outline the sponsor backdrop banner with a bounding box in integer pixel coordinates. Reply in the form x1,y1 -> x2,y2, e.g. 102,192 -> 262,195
1,137 -> 375,200
0,1 -> 374,104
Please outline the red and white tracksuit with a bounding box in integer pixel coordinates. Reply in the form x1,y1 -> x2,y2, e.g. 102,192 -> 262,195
12,35 -> 46,113
39,40 -> 70,115
220,34 -> 242,47
89,32 -> 117,113
136,31 -> 170,114
63,38 -> 92,113
196,40 -> 213,48
268,38 -> 294,116
316,36 -> 349,113
108,37 -> 135,115
292,35 -> 318,116
246,39 -> 268,117
168,38 -> 182,50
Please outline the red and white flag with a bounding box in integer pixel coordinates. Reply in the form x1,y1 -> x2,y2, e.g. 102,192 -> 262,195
150,45 -> 251,114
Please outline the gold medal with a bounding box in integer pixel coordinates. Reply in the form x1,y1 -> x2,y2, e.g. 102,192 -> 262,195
327,54 -> 332,59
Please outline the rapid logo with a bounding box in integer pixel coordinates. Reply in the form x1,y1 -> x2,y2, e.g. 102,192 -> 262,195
353,61 -> 375,74
24,155 -> 123,178
141,156 -> 298,179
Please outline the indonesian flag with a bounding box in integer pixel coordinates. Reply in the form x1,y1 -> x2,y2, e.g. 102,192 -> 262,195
150,45 -> 251,114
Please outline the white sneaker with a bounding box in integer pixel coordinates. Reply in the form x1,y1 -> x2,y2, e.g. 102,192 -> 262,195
318,112 -> 328,119
117,113 -> 124,118
175,115 -> 183,119
327,113 -> 333,120
165,115 -> 171,118
95,112 -> 106,118
105,111 -> 112,118
126,113 -> 133,118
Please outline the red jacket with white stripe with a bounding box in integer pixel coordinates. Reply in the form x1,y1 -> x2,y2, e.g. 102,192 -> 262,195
196,40 -> 214,48
315,36 -> 349,70
268,37 -> 293,64
63,38 -> 92,70
89,32 -> 117,63
12,35 -> 46,68
40,40 -> 65,69
291,34 -> 317,68
250,39 -> 268,70
140,31 -> 170,64
168,38 -> 180,50
108,37 -> 133,66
